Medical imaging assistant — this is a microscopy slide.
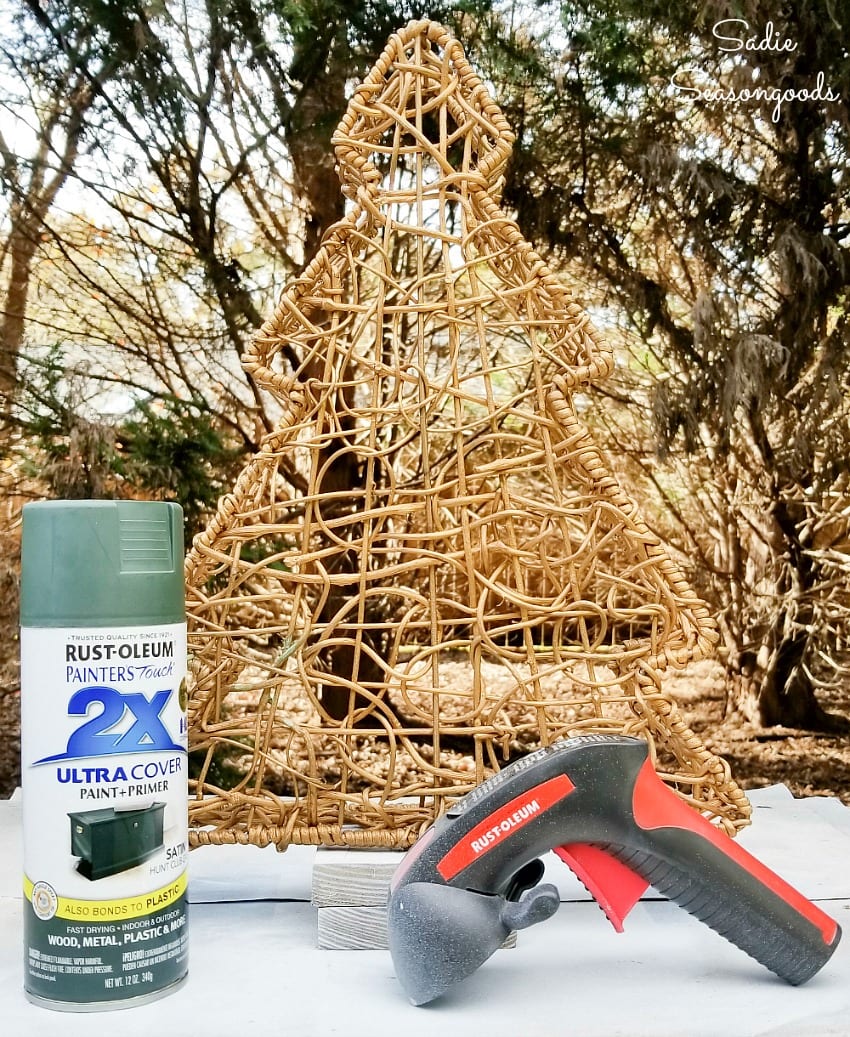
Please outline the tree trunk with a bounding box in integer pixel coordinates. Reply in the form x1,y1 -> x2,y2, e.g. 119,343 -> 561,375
728,630 -> 846,731
312,390 -> 388,724
285,22 -> 348,265
0,223 -> 33,425
0,58 -> 98,430
725,496 -> 849,732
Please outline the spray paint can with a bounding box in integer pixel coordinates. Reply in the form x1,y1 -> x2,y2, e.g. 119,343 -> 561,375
20,500 -> 189,1011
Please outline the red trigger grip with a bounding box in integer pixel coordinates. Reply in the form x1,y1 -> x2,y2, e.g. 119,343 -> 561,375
554,843 -> 649,933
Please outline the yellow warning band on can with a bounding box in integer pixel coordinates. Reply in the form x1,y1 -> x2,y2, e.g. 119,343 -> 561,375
24,872 -> 187,922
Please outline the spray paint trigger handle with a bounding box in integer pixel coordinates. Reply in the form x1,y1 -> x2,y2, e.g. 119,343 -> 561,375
554,843 -> 650,933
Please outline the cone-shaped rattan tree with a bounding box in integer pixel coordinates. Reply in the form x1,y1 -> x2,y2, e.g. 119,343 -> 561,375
185,20 -> 749,848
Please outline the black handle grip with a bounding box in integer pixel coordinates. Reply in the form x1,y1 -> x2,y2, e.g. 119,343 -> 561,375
613,758 -> 841,984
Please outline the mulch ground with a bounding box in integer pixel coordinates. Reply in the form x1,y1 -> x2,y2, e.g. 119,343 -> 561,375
669,661 -> 850,807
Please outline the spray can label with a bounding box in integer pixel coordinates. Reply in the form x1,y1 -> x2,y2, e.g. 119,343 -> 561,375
21,623 -> 188,1006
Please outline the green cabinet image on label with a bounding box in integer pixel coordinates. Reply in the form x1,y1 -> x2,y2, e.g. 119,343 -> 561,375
69,804 -> 166,881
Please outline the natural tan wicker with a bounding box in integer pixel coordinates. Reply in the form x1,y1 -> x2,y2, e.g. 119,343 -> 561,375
184,20 -> 750,849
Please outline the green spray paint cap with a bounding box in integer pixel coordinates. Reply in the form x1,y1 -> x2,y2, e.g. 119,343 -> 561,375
20,500 -> 185,627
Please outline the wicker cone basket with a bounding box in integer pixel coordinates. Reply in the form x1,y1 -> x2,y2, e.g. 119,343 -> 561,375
184,20 -> 750,850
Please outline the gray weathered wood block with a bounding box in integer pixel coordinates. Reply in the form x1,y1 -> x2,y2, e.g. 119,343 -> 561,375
317,905 -> 390,949
317,905 -> 518,950
311,847 -> 405,908
312,846 -> 517,950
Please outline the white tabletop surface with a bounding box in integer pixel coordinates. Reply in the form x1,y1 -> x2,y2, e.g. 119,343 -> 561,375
2,785 -> 850,1036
